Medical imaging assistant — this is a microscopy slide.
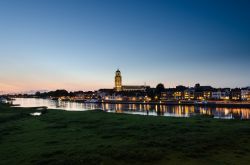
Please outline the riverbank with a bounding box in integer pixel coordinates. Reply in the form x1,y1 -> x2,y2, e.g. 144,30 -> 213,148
46,97 -> 250,108
1,103 -> 250,164
11,97 -> 250,108
98,100 -> 250,108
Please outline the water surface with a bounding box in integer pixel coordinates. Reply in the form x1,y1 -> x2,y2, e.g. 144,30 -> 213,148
13,98 -> 250,119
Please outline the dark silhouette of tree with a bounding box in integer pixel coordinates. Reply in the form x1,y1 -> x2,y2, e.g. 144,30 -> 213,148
146,88 -> 155,100
155,83 -> 165,96
35,91 -> 41,97
51,90 -> 69,97
176,85 -> 187,91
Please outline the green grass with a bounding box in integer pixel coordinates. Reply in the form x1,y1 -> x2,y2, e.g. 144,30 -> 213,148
1,103 -> 250,165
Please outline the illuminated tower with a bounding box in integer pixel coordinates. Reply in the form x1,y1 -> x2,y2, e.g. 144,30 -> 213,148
115,69 -> 122,92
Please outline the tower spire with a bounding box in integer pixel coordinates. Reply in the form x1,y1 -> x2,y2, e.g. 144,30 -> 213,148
115,69 -> 122,92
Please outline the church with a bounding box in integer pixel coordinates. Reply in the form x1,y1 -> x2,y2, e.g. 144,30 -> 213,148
114,69 -> 150,92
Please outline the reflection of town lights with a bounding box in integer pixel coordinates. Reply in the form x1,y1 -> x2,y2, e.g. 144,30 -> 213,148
224,109 -> 229,115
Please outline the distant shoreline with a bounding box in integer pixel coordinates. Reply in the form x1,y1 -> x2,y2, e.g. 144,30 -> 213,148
10,97 -> 250,108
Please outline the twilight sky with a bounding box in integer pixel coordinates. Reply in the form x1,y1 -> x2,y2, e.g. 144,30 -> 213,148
0,0 -> 250,93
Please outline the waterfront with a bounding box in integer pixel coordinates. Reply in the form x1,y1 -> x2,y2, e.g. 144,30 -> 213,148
13,98 -> 250,119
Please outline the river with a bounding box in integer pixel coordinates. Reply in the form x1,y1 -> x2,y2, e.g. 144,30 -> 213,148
12,98 -> 250,119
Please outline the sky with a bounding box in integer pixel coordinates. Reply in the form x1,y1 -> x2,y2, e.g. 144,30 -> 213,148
0,0 -> 250,93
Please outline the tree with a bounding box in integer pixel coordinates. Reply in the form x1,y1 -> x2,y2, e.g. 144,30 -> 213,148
35,91 -> 41,97
155,83 -> 165,95
145,88 -> 155,100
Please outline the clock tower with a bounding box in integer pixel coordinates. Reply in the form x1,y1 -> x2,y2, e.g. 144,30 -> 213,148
115,69 -> 122,92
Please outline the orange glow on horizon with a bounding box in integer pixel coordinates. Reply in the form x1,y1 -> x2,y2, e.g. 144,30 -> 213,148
0,81 -> 112,93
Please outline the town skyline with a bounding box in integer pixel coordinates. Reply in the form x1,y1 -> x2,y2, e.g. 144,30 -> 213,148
1,69 -> 250,95
1,0 -> 250,93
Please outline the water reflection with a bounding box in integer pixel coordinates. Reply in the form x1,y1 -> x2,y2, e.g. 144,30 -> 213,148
13,98 -> 250,119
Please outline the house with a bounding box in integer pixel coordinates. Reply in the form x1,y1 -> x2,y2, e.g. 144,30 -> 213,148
160,88 -> 175,101
241,87 -> 250,101
231,88 -> 241,100
184,88 -> 195,100
211,88 -> 230,100
172,85 -> 187,100
194,83 -> 214,100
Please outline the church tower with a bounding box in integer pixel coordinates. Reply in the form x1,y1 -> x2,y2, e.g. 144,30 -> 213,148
115,69 -> 122,92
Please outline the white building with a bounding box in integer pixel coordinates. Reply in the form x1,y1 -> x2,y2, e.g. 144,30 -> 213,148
211,89 -> 230,100
241,88 -> 250,101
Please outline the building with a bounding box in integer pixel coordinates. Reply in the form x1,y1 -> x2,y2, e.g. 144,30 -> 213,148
122,85 -> 149,92
194,83 -> 214,100
114,69 -> 149,92
172,85 -> 187,100
160,88 -> 176,101
231,88 -> 241,100
173,91 -> 183,100
104,94 -> 123,101
97,89 -> 114,99
184,88 -> 195,100
241,87 -> 250,101
115,70 -> 122,92
211,88 -> 230,100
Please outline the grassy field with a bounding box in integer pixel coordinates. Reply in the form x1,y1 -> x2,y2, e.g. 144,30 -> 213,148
1,104 -> 250,165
